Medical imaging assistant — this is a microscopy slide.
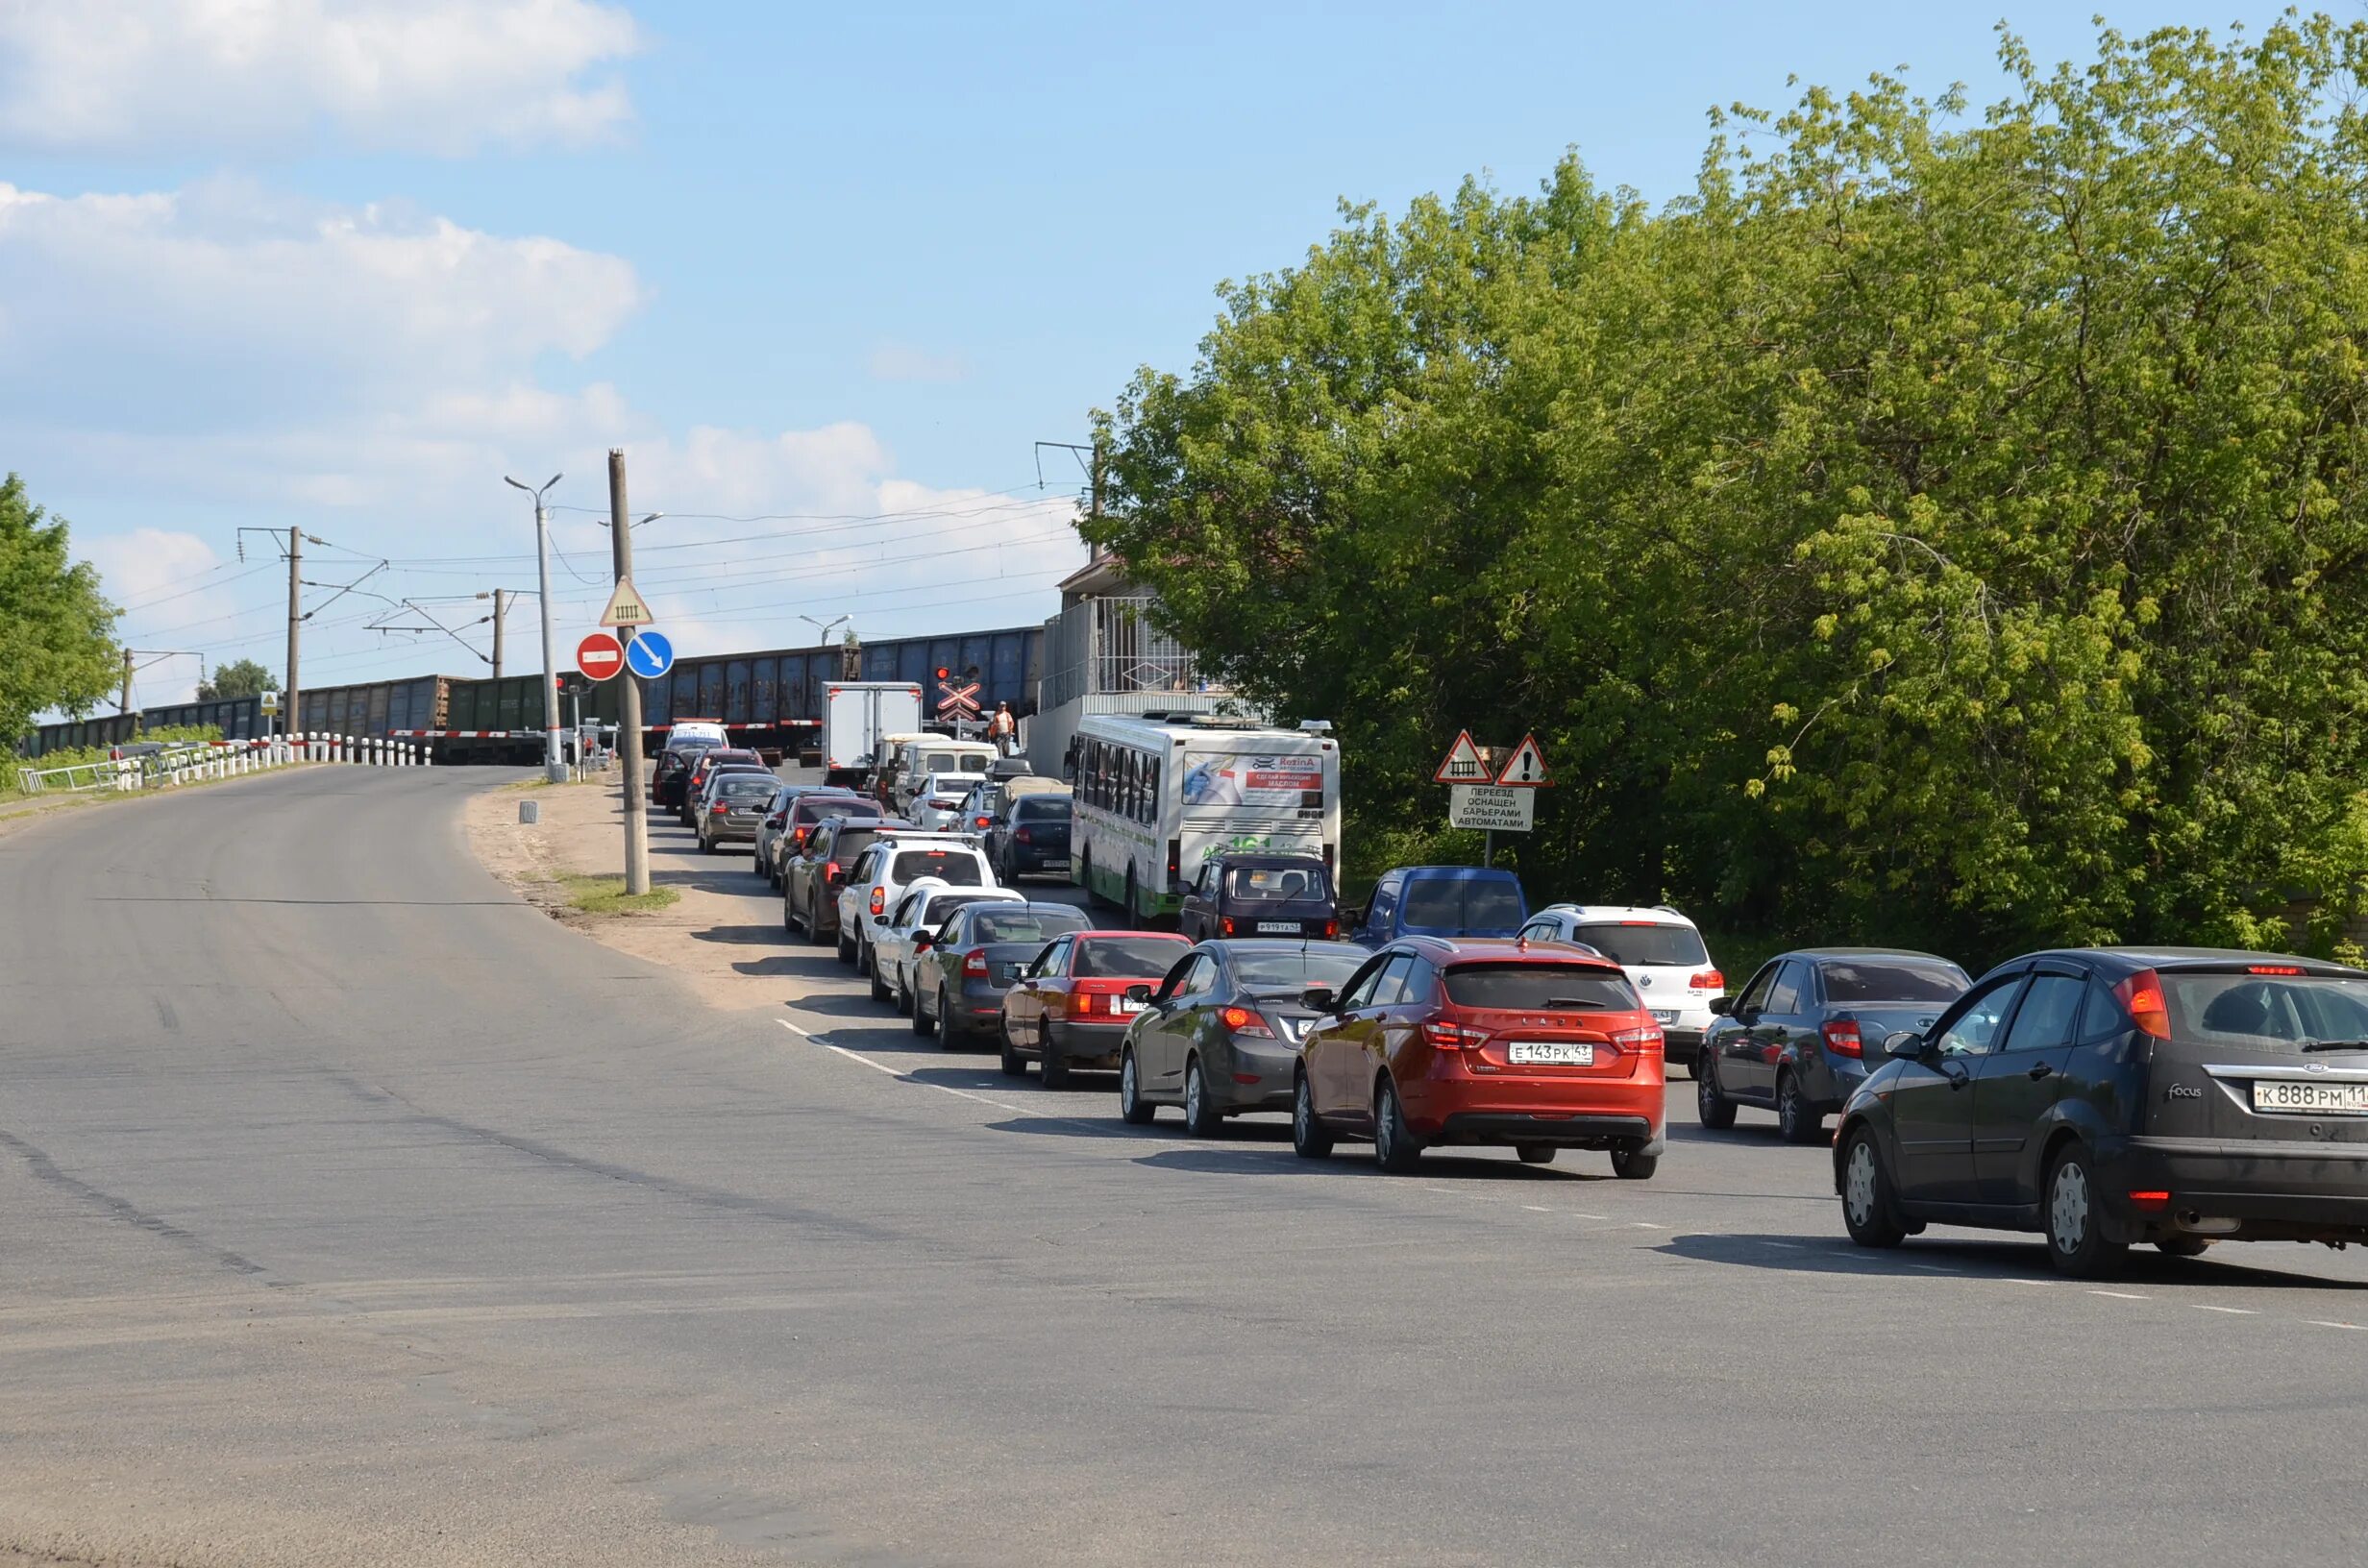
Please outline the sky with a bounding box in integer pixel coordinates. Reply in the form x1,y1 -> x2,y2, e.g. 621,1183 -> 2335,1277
1,0 -> 2313,709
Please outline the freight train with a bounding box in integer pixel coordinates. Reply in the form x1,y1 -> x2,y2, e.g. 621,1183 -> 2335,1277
17,625 -> 1045,764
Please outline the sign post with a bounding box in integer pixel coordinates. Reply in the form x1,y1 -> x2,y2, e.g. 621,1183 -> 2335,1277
605,451 -> 652,896
1437,730 -> 1552,868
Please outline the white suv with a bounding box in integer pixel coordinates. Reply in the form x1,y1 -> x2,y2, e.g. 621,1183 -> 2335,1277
1517,904 -> 1722,1076
837,834 -> 999,981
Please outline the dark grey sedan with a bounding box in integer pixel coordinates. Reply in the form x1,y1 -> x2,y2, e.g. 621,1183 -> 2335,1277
912,902 -> 1092,1047
696,772 -> 784,853
1116,941 -> 1371,1135
1696,947 -> 1970,1142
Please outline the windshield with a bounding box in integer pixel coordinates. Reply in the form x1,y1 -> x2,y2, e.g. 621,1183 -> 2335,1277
1821,959 -> 1968,1004
1236,946 -> 1368,993
971,909 -> 1089,944
889,848 -> 983,885
1074,937 -> 1190,978
1569,922 -> 1710,968
1229,865 -> 1331,902
2164,972 -> 2368,1052
1402,877 -> 1524,934
1443,963 -> 1639,1012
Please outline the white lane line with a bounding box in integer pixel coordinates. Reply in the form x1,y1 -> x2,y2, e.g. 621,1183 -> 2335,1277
826,1043 -> 904,1079
1629,1221 -> 1664,1230
2193,1305 -> 2256,1315
2088,1289 -> 2149,1301
1907,1262 -> 1956,1273
2001,1279 -> 2053,1286
1571,1213 -> 1611,1222
1763,1240 -> 1808,1250
2304,1319 -> 2368,1332
782,1021 -> 1179,1135
1521,1205 -> 1552,1213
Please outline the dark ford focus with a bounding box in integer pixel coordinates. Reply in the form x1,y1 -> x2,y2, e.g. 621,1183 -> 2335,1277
1835,946 -> 2368,1277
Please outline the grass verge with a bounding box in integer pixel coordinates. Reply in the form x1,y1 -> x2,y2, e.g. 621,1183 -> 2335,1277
558,872 -> 679,916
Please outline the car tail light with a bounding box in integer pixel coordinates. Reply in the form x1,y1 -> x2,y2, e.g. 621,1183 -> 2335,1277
1422,1019 -> 1489,1050
869,887 -> 885,916
1220,1005 -> 1275,1039
1612,1025 -> 1665,1056
1014,825 -> 1033,845
1168,840 -> 1181,889
1221,916 -> 1236,937
2128,1189 -> 2171,1210
1820,1019 -> 1862,1058
1322,919 -> 1339,939
710,801 -> 728,815
962,949 -> 989,977
1690,969 -> 1723,991
974,816 -> 992,829
824,859 -> 840,880
2248,965 -> 2304,976
2113,969 -> 2172,1041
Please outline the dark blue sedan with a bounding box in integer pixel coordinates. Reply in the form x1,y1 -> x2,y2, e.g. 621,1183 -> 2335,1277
1696,947 -> 1970,1143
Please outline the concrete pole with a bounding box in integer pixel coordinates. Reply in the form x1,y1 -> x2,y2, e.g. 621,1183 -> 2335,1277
285,527 -> 302,741
608,448 -> 651,895
492,589 -> 506,679
533,496 -> 565,782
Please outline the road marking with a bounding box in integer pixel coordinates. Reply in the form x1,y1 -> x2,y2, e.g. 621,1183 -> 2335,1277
1763,1240 -> 1808,1250
1629,1221 -> 1664,1229
2304,1319 -> 2368,1332
2192,1305 -> 2256,1315
1907,1262 -> 1956,1273
1521,1205 -> 1552,1213
2087,1289 -> 2149,1300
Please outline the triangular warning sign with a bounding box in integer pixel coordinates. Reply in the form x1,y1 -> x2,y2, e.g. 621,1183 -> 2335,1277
1434,729 -> 1491,784
598,576 -> 653,627
1496,732 -> 1551,787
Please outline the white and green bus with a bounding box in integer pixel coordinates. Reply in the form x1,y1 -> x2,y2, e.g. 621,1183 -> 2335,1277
1069,714 -> 1342,920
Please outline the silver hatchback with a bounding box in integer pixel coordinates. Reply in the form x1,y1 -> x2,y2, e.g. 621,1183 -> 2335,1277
697,771 -> 780,852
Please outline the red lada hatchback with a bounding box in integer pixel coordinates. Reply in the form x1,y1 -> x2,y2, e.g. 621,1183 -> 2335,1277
1293,937 -> 1666,1177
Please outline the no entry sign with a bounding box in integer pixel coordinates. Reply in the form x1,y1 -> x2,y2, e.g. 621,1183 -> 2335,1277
576,631 -> 625,682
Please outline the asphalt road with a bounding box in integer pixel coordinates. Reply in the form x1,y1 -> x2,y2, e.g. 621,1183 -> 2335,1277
5,765 -> 2368,1567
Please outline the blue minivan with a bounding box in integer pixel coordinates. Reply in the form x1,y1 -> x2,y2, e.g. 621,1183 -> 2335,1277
1346,866 -> 1528,948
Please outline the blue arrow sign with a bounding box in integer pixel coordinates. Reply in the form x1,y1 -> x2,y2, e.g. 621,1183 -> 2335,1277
625,629 -> 674,679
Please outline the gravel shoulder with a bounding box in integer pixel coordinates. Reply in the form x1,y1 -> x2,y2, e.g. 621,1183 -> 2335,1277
463,770 -> 802,1013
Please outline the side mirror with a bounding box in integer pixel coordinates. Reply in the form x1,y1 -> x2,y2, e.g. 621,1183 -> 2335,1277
1710,995 -> 1734,1017
1123,983 -> 1155,1006
872,913 -> 889,926
1302,985 -> 1338,1014
913,933 -> 933,952
1883,1031 -> 1924,1060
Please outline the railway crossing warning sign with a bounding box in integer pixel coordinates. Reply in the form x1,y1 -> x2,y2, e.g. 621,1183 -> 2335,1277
1433,730 -> 1490,783
937,678 -> 982,719
1496,732 -> 1550,787
598,576 -> 653,628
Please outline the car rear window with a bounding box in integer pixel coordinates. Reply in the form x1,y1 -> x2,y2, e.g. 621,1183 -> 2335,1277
1443,963 -> 1640,1012
1819,960 -> 1968,1003
2164,972 -> 2368,1052
832,827 -> 888,859
1230,866 -> 1332,902
890,848 -> 984,885
1235,947 -> 1368,993
1014,796 -> 1071,820
721,777 -> 776,799
919,752 -> 960,774
1073,937 -> 1191,978
797,796 -> 878,823
1402,878 -> 1524,933
1568,922 -> 1710,968
971,909 -> 1089,943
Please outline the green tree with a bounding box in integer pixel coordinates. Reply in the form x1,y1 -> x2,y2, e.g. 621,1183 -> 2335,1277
0,473 -> 118,745
1095,14 -> 2368,963
198,658 -> 276,700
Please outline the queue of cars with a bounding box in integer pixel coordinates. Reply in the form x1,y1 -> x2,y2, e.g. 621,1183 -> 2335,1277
650,726 -> 2368,1279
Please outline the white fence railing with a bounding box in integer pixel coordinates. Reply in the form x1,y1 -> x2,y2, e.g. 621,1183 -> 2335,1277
14,734 -> 432,796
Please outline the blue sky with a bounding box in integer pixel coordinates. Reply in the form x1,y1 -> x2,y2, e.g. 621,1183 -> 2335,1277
0,1 -> 2307,706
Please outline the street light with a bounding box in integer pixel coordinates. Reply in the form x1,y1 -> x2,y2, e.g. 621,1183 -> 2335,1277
800,613 -> 851,647
504,472 -> 567,782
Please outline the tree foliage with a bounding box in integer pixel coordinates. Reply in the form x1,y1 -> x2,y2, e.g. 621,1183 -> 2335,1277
0,473 -> 118,745
1093,16 -> 2368,964
199,659 -> 276,700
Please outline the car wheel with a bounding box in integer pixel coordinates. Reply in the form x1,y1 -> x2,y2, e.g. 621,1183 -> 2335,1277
1610,1145 -> 1659,1180
2157,1237 -> 2213,1258
998,1022 -> 1025,1078
1516,1143 -> 1556,1165
782,890 -> 799,935
1839,1128 -> 1908,1248
1118,1048 -> 1155,1124
909,980 -> 933,1036
1040,1033 -> 1072,1090
868,950 -> 891,1002
1776,1071 -> 1823,1145
1373,1078 -> 1420,1174
895,966 -> 916,1016
2044,1143 -> 2126,1278
835,927 -> 855,966
933,985 -> 959,1047
1696,1054 -> 1738,1130
1292,1071 -> 1334,1160
1181,1056 -> 1222,1138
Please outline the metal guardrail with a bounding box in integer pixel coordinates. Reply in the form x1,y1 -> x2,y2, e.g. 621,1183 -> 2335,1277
14,734 -> 432,796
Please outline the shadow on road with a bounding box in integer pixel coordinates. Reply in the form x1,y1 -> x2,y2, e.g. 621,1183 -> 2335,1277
1658,1231 -> 2368,1288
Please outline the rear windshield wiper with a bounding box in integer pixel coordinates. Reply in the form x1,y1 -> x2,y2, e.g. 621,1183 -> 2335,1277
2301,1040 -> 2368,1053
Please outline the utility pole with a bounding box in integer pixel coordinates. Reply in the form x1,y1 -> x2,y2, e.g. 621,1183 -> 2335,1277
606,449 -> 651,895
505,473 -> 567,783
491,589 -> 508,677
119,649 -> 134,715
285,526 -> 302,739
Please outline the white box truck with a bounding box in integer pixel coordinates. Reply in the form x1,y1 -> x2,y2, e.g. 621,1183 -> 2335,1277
823,682 -> 924,787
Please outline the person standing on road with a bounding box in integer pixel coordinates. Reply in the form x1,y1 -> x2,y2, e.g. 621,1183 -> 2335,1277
989,701 -> 1017,757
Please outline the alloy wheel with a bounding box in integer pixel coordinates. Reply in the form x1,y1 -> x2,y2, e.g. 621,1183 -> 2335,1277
1844,1139 -> 1878,1230
2051,1158 -> 2091,1254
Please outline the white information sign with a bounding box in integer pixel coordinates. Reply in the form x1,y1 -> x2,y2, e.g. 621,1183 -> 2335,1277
1448,784 -> 1536,833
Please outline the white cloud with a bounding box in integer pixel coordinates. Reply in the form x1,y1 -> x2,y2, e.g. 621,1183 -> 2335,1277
868,342 -> 971,384
0,0 -> 641,157
82,529 -> 242,705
